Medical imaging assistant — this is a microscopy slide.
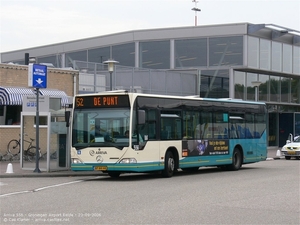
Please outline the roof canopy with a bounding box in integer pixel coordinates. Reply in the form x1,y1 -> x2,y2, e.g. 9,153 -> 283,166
0,86 -> 69,106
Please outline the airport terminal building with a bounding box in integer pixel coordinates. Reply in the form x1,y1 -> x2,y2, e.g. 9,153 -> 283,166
1,22 -> 300,147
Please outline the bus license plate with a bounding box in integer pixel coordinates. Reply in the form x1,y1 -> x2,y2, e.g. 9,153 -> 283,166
94,166 -> 107,171
287,151 -> 295,155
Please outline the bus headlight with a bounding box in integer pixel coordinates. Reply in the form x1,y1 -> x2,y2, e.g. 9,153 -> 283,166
119,158 -> 137,163
72,158 -> 83,164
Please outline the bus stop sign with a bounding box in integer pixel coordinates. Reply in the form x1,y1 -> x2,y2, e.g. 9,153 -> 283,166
28,63 -> 47,88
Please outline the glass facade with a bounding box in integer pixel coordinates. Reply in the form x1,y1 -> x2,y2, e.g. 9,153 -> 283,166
65,50 -> 87,68
175,38 -> 207,68
88,47 -> 110,64
234,72 -> 300,104
209,36 -> 243,67
248,36 -> 299,76
37,55 -> 62,68
246,73 -> 257,101
283,44 -> 292,73
112,43 -> 135,67
259,39 -> 271,70
269,75 -> 280,102
293,46 -> 300,74
259,74 -> 269,101
248,36 -> 259,68
291,78 -> 300,103
234,71 -> 245,99
271,41 -> 282,72
139,40 -> 170,69
200,70 -> 229,98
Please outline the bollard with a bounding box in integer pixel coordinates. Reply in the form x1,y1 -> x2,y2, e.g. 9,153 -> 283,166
5,163 -> 14,173
276,150 -> 281,157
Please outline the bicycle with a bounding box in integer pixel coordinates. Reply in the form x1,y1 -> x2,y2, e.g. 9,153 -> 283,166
7,134 -> 38,162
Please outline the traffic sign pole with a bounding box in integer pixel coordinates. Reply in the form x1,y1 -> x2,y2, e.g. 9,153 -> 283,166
28,64 -> 47,173
33,88 -> 41,173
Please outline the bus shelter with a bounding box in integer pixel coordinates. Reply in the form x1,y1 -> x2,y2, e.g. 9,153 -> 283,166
20,96 -> 70,172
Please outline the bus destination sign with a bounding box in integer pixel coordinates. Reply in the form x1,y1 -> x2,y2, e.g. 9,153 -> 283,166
75,95 -> 129,108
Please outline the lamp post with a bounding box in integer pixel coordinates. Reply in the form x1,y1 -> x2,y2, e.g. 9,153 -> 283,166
103,59 -> 119,91
192,0 -> 201,26
251,81 -> 262,101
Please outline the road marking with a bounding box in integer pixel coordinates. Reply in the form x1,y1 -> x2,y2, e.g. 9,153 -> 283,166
0,182 -> 8,186
33,180 -> 84,192
0,179 -> 86,198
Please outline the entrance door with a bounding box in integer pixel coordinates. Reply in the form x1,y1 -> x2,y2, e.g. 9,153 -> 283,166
279,113 -> 293,147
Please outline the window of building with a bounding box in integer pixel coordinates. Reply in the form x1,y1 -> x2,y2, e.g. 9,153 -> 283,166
283,44 -> 292,73
246,73 -> 258,101
88,47 -> 110,64
291,78 -> 300,103
139,40 -> 170,69
269,75 -> 280,102
37,55 -> 61,68
112,43 -> 135,67
234,71 -> 246,100
281,77 -> 290,102
209,36 -> 243,67
259,39 -> 271,70
65,50 -> 87,68
258,74 -> 269,102
200,70 -> 229,98
248,36 -> 259,68
174,38 -> 207,68
5,105 -> 22,125
271,41 -> 282,72
293,46 -> 300,75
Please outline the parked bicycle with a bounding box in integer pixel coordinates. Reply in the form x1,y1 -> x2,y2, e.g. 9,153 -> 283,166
7,134 -> 39,162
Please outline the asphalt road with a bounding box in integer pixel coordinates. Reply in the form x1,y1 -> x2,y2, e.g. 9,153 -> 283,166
0,159 -> 299,224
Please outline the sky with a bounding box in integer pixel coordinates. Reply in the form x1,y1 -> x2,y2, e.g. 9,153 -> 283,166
0,0 -> 299,53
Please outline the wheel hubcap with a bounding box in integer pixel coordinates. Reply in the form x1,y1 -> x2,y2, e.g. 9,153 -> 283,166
168,158 -> 174,172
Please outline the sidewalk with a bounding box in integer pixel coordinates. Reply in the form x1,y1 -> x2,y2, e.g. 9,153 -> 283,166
0,148 -> 283,178
0,160 -> 104,178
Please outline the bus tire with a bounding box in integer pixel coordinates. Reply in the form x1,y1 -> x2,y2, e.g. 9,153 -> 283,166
228,148 -> 242,171
162,151 -> 175,178
108,172 -> 121,178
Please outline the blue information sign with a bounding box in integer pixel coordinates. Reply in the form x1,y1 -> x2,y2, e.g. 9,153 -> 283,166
28,64 -> 47,88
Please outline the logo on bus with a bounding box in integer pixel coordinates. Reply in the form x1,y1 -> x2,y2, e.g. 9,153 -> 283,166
96,150 -> 107,154
96,155 -> 103,163
89,150 -> 95,156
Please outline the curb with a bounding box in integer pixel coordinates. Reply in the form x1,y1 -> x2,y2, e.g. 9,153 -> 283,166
0,172 -> 106,178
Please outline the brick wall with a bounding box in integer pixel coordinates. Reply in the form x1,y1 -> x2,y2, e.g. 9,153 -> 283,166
0,63 -> 79,156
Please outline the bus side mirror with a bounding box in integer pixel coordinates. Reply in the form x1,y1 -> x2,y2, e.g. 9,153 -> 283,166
65,111 -> 71,127
138,110 -> 145,125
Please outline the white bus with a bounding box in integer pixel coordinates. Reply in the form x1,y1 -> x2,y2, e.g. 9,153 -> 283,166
70,91 -> 267,178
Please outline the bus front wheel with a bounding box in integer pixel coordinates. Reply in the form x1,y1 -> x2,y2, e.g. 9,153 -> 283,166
227,148 -> 242,171
162,151 -> 175,178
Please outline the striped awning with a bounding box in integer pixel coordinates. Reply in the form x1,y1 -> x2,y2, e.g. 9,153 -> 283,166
0,86 -> 70,106
38,89 -> 70,106
0,87 -> 35,105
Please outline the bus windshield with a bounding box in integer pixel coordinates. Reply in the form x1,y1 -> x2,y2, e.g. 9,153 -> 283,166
72,108 -> 130,150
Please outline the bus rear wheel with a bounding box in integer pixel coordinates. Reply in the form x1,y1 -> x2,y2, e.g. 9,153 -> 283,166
162,151 -> 175,178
